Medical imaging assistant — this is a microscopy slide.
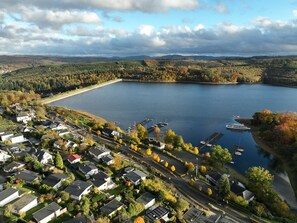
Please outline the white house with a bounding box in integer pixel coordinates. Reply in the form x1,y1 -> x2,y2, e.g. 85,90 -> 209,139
123,169 -> 147,185
16,112 -> 32,123
0,132 -> 14,141
89,146 -> 111,161
67,154 -> 81,164
136,192 -> 156,209
33,202 -> 66,223
10,134 -> 26,144
92,171 -> 115,191
65,180 -> 92,201
12,194 -> 38,215
35,150 -> 53,165
0,188 -> 20,207
78,162 -> 98,179
0,150 -> 11,163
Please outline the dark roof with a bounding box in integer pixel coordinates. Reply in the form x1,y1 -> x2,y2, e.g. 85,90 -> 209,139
78,162 -> 98,174
15,170 -> 40,183
136,192 -> 156,205
93,178 -> 106,187
33,202 -> 61,222
101,155 -> 113,163
183,207 -> 204,223
231,181 -> 254,200
65,180 -> 92,197
145,206 -> 170,222
100,199 -> 124,216
0,175 -> 7,184
206,171 -> 222,182
3,161 -> 25,172
63,216 -> 88,223
124,170 -> 147,183
93,171 -> 109,180
102,128 -> 114,135
12,194 -> 37,213
89,146 -> 110,157
37,150 -> 51,162
0,188 -> 19,201
42,174 -> 68,187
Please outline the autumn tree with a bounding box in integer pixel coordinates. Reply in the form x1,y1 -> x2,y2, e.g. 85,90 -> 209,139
146,148 -> 152,156
55,151 -> 64,169
207,188 -> 212,196
185,162 -> 195,172
193,147 -> 199,155
137,124 -> 148,140
164,161 -> 169,168
211,145 -> 232,166
134,216 -> 145,223
246,166 -> 273,189
154,126 -> 161,140
170,165 -> 176,172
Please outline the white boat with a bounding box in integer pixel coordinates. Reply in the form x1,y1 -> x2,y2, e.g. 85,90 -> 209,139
200,141 -> 206,145
226,123 -> 250,131
229,161 -> 235,164
206,143 -> 212,147
234,151 -> 242,156
237,148 -> 244,152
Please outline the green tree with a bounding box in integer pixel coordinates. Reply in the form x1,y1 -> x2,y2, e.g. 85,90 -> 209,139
211,145 -> 232,166
246,166 -> 273,188
136,124 -> 148,140
55,151 -> 64,169
174,198 -> 189,212
60,191 -> 70,202
216,174 -> 230,197
164,129 -> 176,144
81,196 -> 90,215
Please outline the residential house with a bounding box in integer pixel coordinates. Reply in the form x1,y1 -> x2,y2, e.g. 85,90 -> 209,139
136,192 -> 156,209
41,134 -> 55,141
102,128 -> 121,138
149,140 -> 165,150
67,154 -> 81,164
64,216 -> 88,223
230,181 -> 254,202
0,175 -> 7,191
101,154 -> 114,165
205,171 -> 222,186
0,132 -> 14,141
92,171 -> 115,191
68,133 -> 84,142
3,161 -> 25,173
100,198 -> 124,217
78,162 -> 98,179
10,134 -> 26,144
16,112 -> 32,123
145,206 -> 170,223
0,188 -> 20,207
89,146 -> 111,161
15,170 -> 40,184
0,149 -> 11,163
49,121 -> 68,131
123,169 -> 147,185
33,202 -> 66,223
57,129 -> 70,136
11,194 -> 38,215
65,180 -> 92,201
42,174 -> 69,190
35,150 -> 53,165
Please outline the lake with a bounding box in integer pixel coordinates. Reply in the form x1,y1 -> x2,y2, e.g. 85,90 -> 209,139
51,82 -> 297,206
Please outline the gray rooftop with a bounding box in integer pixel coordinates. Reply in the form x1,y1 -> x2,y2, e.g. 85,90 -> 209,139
14,170 -> 40,183
89,146 -> 110,157
12,194 -> 37,213
63,216 -> 88,223
136,192 -> 155,205
42,173 -> 69,188
145,206 -> 170,222
33,202 -> 61,222
100,199 -> 124,216
0,188 -> 19,202
65,180 -> 92,197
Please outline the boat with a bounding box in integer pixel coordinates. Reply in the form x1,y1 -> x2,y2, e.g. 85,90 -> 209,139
229,161 -> 235,164
200,141 -> 206,145
206,143 -> 212,147
226,123 -> 250,131
234,151 -> 242,156
237,148 -> 244,152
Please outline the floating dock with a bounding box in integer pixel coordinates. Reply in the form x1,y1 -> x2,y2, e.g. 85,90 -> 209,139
199,132 -> 223,149
127,118 -> 152,131
147,122 -> 168,133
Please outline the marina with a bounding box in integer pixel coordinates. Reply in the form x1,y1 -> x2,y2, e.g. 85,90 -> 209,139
147,122 -> 168,133
199,132 -> 224,149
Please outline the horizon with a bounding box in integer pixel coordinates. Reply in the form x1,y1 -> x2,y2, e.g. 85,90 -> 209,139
1,0 -> 297,56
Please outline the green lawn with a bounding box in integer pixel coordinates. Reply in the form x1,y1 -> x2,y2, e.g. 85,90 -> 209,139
24,203 -> 45,221
0,116 -> 16,130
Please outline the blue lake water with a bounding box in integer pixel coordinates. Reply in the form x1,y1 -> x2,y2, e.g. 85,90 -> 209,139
51,82 -> 297,174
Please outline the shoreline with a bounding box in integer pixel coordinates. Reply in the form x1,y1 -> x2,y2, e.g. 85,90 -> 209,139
40,79 -> 122,104
122,79 -> 240,85
237,118 -> 297,207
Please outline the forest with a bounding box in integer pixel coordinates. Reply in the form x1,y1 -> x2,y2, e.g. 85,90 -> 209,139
0,56 -> 297,95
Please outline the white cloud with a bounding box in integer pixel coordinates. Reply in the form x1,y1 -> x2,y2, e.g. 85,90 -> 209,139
19,7 -> 101,28
138,25 -> 154,36
214,4 -> 228,13
194,24 -> 204,31
293,10 -> 297,16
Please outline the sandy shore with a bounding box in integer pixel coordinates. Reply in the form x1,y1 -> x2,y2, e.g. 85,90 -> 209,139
40,79 -> 122,104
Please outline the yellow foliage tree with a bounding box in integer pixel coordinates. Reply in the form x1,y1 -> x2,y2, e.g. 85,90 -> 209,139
200,165 -> 207,173
170,165 -> 176,172
207,188 -> 212,196
205,152 -> 211,158
164,161 -> 169,168
134,216 -> 145,223
193,147 -> 199,155
146,148 -> 152,156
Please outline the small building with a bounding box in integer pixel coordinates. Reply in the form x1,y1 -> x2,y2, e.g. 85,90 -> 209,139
136,192 -> 156,209
49,122 -> 68,131
33,202 -> 66,223
101,154 -> 114,165
36,150 -> 53,165
15,170 -> 40,184
16,112 -> 32,123
230,181 -> 254,202
11,194 -> 38,215
3,161 -> 25,173
145,206 -> 170,223
0,132 -> 14,141
68,154 -> 81,164
149,140 -> 165,150
100,198 -> 124,217
65,180 -> 92,201
89,146 -> 111,161
10,134 -> 26,144
0,188 -> 19,207
205,171 -> 222,186
42,174 -> 69,190
102,128 -> 121,138
0,149 -> 11,163
183,207 -> 204,223
78,162 -> 99,179
92,171 -> 115,191
123,169 -> 147,185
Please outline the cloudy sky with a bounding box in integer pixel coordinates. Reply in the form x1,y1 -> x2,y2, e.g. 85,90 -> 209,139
1,0 -> 297,56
